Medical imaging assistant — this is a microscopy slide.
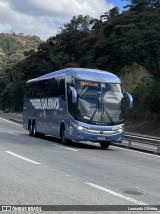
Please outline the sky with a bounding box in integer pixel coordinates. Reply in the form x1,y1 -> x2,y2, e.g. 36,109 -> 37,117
0,0 -> 126,41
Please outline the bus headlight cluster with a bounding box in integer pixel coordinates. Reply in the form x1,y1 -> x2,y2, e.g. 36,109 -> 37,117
71,122 -> 84,130
77,125 -> 90,132
112,126 -> 124,133
115,128 -> 123,133
77,125 -> 84,130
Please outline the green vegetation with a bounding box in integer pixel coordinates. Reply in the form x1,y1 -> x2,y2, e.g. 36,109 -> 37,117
0,0 -> 160,135
0,33 -> 42,111
0,33 -> 41,71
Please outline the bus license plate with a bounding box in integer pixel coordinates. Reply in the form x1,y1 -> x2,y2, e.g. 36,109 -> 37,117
97,137 -> 105,141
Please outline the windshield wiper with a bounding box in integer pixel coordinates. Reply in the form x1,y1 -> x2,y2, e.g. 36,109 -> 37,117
89,105 -> 115,124
103,105 -> 114,124
89,93 -> 115,124
90,106 -> 99,122
90,92 -> 101,122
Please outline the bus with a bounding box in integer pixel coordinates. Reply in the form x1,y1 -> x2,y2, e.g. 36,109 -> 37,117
23,68 -> 133,149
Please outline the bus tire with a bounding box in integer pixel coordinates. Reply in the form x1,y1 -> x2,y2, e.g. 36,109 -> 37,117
32,121 -> 38,137
100,142 -> 110,149
28,121 -> 33,136
61,127 -> 68,145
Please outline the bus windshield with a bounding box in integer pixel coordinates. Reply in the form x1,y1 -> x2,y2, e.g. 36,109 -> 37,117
75,80 -> 124,125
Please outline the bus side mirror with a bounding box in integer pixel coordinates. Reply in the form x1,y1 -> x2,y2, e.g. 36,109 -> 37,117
69,87 -> 77,103
124,92 -> 133,109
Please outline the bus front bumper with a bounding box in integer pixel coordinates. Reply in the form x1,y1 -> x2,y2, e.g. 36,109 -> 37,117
72,126 -> 123,143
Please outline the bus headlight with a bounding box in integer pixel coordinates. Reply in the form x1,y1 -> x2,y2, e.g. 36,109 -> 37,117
115,128 -> 123,133
71,122 -> 85,131
77,126 -> 84,130
112,126 -> 124,133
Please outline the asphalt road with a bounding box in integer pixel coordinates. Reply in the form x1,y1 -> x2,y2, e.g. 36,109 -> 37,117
0,117 -> 160,214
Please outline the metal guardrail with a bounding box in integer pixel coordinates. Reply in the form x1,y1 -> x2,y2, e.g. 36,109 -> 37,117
9,113 -> 23,123
123,133 -> 160,154
0,111 -> 160,154
0,111 -> 23,123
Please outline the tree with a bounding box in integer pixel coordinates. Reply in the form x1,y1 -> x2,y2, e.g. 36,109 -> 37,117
60,15 -> 93,32
47,15 -> 94,68
123,0 -> 160,10
100,7 -> 119,21
93,9 -> 160,76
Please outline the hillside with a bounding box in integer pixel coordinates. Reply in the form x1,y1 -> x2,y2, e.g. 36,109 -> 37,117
0,33 -> 42,73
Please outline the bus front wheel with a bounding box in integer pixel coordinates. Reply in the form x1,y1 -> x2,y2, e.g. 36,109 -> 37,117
100,142 -> 110,149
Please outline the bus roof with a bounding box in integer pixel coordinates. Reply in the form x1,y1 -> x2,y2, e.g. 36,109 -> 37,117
27,68 -> 121,84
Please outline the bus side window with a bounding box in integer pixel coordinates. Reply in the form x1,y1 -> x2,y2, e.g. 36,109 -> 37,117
29,83 -> 36,98
25,84 -> 30,98
37,80 -> 45,98
59,78 -> 65,100
47,78 -> 57,97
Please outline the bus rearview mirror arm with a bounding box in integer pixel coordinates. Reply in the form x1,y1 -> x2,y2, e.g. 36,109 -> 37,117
124,91 -> 133,109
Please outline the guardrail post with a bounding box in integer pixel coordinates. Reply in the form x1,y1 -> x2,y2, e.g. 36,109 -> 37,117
128,140 -> 132,148
157,145 -> 160,154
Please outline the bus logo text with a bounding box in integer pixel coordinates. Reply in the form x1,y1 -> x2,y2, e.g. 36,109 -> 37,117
30,98 -> 59,110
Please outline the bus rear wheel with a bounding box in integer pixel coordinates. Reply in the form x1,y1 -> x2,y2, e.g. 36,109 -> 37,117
61,128 -> 68,145
32,121 -> 42,138
100,142 -> 110,149
29,122 -> 33,136
32,121 -> 37,137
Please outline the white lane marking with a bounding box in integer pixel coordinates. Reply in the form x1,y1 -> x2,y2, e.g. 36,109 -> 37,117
113,145 -> 160,158
86,183 -> 160,213
8,132 -> 18,136
0,130 -> 18,135
0,118 -> 22,126
5,151 -> 41,165
52,144 -> 79,152
86,183 -> 147,205
0,129 -> 10,132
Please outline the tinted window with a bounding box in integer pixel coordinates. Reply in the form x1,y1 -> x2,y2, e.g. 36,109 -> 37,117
25,77 -> 65,98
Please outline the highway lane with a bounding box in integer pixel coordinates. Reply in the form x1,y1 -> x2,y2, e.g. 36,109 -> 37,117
0,117 -> 160,213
